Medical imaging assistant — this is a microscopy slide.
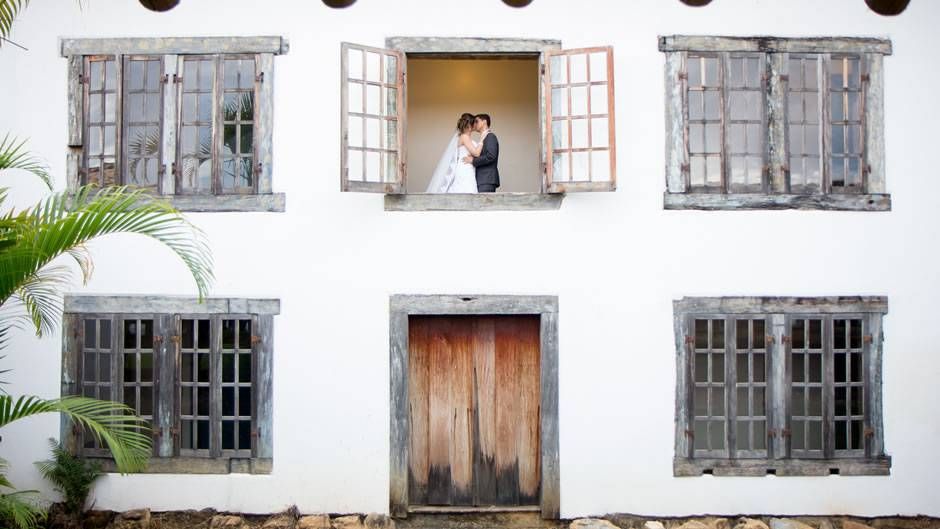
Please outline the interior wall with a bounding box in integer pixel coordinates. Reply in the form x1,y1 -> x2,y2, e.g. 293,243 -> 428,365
406,58 -> 540,193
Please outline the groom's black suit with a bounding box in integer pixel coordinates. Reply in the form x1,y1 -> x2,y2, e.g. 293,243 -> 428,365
472,132 -> 500,192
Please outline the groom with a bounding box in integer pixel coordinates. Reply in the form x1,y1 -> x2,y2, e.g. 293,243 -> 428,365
463,113 -> 500,193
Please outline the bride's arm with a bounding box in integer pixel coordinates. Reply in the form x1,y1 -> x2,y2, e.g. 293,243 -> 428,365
460,134 -> 482,157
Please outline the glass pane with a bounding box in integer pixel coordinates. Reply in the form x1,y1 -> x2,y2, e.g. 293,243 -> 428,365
809,354 -> 822,383
239,387 -> 252,416
709,420 -> 725,450
197,353 -> 210,382
348,116 -> 363,148
140,388 -> 152,416
736,354 -> 748,383
239,353 -> 252,383
808,387 -> 822,415
366,84 -> 380,116
753,387 -> 765,415
124,354 -> 137,382
570,86 -> 588,116
550,55 -> 566,84
793,353 -> 805,382
84,320 -> 97,349
712,320 -> 725,349
238,420 -> 251,449
223,387 -> 235,416
712,353 -> 724,383
83,353 -> 96,382
808,421 -> 822,450
791,421 -> 805,450
736,421 -> 748,448
689,124 -> 704,153
687,57 -> 701,86
98,354 -> 110,382
695,320 -> 709,349
851,387 -> 863,415
809,320 -> 822,349
704,58 -> 718,87
90,61 -> 103,90
570,53 -> 587,84
552,120 -> 568,150
688,92 -> 703,121
694,387 -> 707,415
590,84 -> 607,115
571,119 -> 588,149
694,420 -> 707,450
181,388 -> 193,415
348,82 -> 363,113
347,149 -> 363,181
197,386 -> 210,415
835,386 -> 847,416
694,354 -> 708,383
551,87 -> 567,117
591,151 -> 610,182
347,48 -> 363,80
591,118 -> 608,149
705,124 -> 721,153
222,421 -> 235,450
366,117 -> 380,149
754,420 -> 766,450
365,52 -> 380,83
737,387 -> 748,415
753,353 -> 765,382
366,151 -> 380,182
182,353 -> 194,382
100,320 -> 111,349
571,151 -> 589,181
552,153 -> 569,182
124,387 -> 136,409
223,354 -> 235,383
140,353 -> 153,382
589,52 -> 607,82
197,420 -> 210,450
704,91 -> 720,120
792,387 -> 805,416
222,320 -> 236,349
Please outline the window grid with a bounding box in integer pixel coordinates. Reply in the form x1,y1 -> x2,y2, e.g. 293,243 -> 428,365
826,54 -> 866,193
80,317 -> 113,452
733,318 -> 768,458
83,56 -> 119,186
221,57 -> 257,194
692,318 -> 727,457
789,317 -> 827,458
833,317 -> 865,454
344,45 -> 401,185
726,54 -> 765,192
686,54 -> 724,190
121,56 -> 163,189
786,55 -> 822,193
548,49 -> 613,184
220,319 -> 254,455
178,56 -> 216,194
179,317 -> 213,454
121,318 -> 156,443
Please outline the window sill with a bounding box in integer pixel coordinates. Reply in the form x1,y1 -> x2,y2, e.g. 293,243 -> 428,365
674,456 -> 891,477
91,456 -> 272,475
663,192 -> 891,211
384,192 -> 564,211
166,193 -> 285,212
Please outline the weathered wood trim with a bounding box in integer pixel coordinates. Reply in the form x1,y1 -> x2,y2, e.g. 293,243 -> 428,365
664,51 -> 686,193
60,37 -> 289,57
386,37 -> 561,54
64,295 -> 281,315
674,456 -> 891,476
768,53 -> 788,193
60,314 -> 80,453
663,192 -> 891,211
92,456 -> 272,474
384,193 -> 564,212
673,311 -> 690,459
66,150 -> 81,189
539,311 -> 560,520
256,53 -> 275,194
391,295 -> 559,315
769,313 -> 787,459
659,36 -> 892,55
255,314 -> 275,460
160,55 -> 178,196
388,295 -> 560,519
867,314 -> 885,457
865,53 -> 887,194
389,310 -> 410,519
155,315 -> 174,457
67,55 -> 83,147
163,193 -> 286,212
674,297 -> 888,315
408,506 -> 541,514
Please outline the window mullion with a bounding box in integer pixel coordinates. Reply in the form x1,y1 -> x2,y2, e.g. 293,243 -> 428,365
821,54 -> 832,194
725,316 -> 736,457
719,52 -> 730,193
114,55 -> 125,186
212,55 -> 223,195
160,55 -> 178,196
767,52 -> 788,194
822,315 -> 835,458
210,314 -> 222,457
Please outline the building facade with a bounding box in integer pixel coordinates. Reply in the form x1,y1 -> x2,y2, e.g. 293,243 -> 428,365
1,0 -> 938,519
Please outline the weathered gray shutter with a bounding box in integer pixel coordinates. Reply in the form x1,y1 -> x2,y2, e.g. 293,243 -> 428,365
254,314 -> 274,463
341,42 -> 405,193
543,46 -> 616,192
256,53 -> 275,194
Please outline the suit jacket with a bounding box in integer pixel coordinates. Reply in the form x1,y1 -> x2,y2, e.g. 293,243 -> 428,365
472,132 -> 500,188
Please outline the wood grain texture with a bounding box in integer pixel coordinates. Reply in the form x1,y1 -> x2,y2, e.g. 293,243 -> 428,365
515,317 -> 541,504
674,456 -> 891,476
658,35 -> 892,55
664,51 -> 686,193
60,36 -> 289,57
257,53 -> 275,194
663,191 -> 891,211
408,318 -> 430,505
160,55 -> 177,196
865,53 -> 887,194
255,314 -> 275,459
537,312 -> 559,520
427,318 -> 453,505
495,319 -> 521,506
673,296 -> 888,315
389,310 -> 410,518
67,55 -> 83,147
471,318 -> 497,505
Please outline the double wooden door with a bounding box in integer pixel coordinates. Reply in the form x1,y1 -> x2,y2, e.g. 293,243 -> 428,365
408,315 -> 541,507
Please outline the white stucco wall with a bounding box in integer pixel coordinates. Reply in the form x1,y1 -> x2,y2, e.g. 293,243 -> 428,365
1,0 -> 938,518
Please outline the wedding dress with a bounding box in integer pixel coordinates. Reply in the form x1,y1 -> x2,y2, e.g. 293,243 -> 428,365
425,132 -> 478,193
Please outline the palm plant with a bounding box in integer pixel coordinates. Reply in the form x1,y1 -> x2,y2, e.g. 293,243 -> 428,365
0,1 -> 29,48
36,439 -> 103,518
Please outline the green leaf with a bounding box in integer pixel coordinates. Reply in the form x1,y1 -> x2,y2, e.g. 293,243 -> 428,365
0,1 -> 30,47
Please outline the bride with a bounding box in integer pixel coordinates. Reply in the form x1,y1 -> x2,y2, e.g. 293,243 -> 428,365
425,113 -> 481,193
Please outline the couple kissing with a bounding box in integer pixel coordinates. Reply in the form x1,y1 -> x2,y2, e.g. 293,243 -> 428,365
426,113 -> 500,194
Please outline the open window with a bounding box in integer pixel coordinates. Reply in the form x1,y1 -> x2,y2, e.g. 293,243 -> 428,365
340,38 -> 617,211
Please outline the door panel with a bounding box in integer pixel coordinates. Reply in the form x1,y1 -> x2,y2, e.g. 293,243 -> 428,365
409,315 -> 541,507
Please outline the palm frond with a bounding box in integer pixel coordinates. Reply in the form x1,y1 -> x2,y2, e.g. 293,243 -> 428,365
0,186 -> 214,339
0,395 -> 152,473
0,489 -> 44,529
36,438 -> 102,516
0,134 -> 51,189
12,265 -> 71,337
0,0 -> 29,47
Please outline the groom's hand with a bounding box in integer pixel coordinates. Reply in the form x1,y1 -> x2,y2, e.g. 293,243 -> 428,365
462,155 -> 473,163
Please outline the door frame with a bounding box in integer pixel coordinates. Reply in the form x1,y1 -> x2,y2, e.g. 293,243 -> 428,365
389,294 -> 559,519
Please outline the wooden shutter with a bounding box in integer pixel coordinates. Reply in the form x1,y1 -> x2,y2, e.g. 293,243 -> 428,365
341,42 -> 406,193
544,46 -> 616,192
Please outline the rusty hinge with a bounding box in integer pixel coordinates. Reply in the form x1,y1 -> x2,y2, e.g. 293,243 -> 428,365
170,335 -> 180,344
678,71 -> 688,81
781,335 -> 791,345
768,428 -> 777,438
780,428 -> 791,438
160,74 -> 169,84
400,160 -> 406,175
540,64 -> 546,76
152,428 -> 163,438
680,162 -> 691,174
170,427 -> 179,438
78,73 -> 88,84
256,72 -> 264,83
250,429 -> 260,438
779,74 -> 789,83
255,161 -> 263,176
684,335 -> 695,345
864,427 -> 875,438
153,335 -> 164,346
861,73 -> 871,83
762,164 -> 771,177
781,164 -> 790,176
158,164 -> 166,177
541,161 -> 547,176
172,162 -> 179,177
684,429 -> 695,439
863,334 -> 873,344
863,164 -> 872,176
766,335 -> 776,346
250,335 -> 262,346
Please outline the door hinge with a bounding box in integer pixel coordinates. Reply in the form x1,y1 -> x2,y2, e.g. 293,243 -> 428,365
864,427 -> 875,438
255,161 -> 263,176
863,334 -> 873,344
678,71 -> 688,81
160,74 -> 170,84
684,335 -> 695,345
250,335 -> 262,346
765,335 -> 776,346
78,74 -> 88,84
768,428 -> 777,438
172,162 -> 179,178
779,74 -> 789,83
173,73 -> 183,84
684,429 -> 695,439
861,73 -> 871,83
170,335 -> 180,344
153,335 -> 164,346
680,162 -> 691,174
256,72 -> 264,83
540,63 -> 546,76
780,428 -> 791,438
250,429 -> 260,438
781,335 -> 791,345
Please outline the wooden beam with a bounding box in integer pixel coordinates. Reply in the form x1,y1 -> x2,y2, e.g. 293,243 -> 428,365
384,193 -> 563,212
387,37 -> 561,55
663,192 -> 891,211
659,36 -> 892,55
673,297 -> 888,315
60,36 -> 289,57
64,296 -> 281,315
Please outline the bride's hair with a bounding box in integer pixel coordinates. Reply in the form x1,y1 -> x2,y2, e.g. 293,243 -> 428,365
456,113 -> 475,133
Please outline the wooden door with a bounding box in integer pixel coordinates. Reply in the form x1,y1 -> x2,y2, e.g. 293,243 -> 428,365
408,315 -> 541,507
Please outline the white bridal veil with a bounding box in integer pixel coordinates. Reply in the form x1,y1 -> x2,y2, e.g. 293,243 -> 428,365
425,132 -> 460,193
